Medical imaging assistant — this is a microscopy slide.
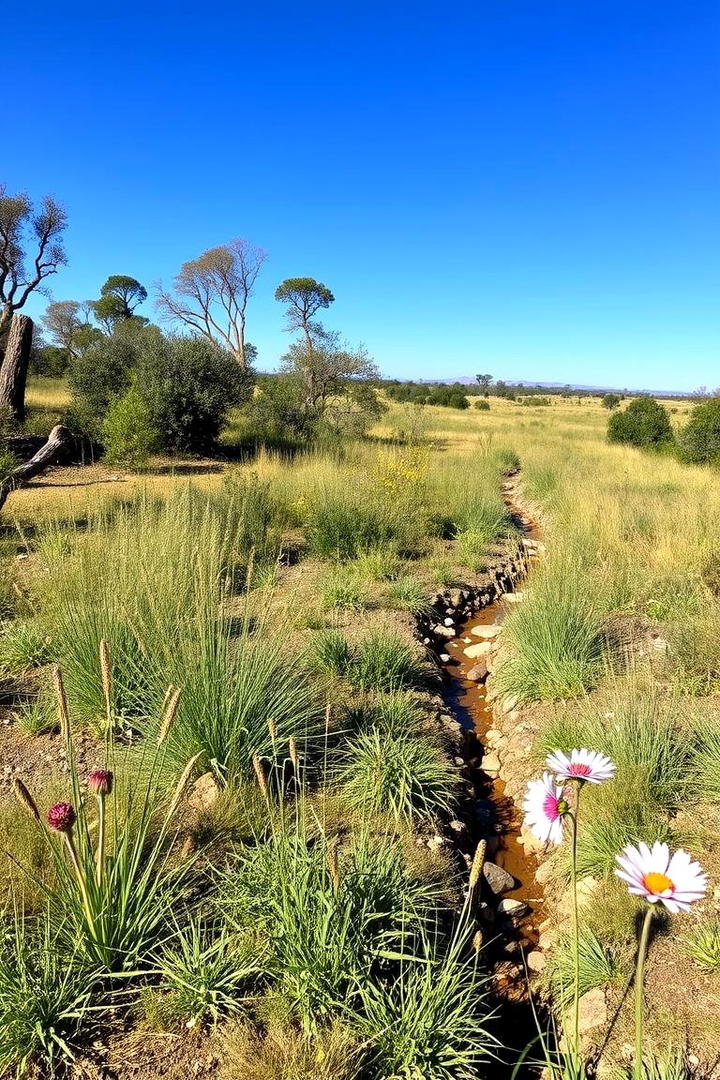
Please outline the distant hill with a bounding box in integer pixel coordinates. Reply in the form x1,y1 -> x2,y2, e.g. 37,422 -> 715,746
416,376 -> 691,398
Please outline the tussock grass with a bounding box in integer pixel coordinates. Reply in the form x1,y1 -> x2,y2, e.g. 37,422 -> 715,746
336,727 -> 459,824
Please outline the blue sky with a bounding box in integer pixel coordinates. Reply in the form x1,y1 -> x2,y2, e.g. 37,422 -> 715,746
7,2 -> 719,390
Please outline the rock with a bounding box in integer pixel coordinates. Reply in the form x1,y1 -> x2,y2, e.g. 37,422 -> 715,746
444,617 -> 455,627
498,897 -> 529,917
482,861 -> 515,895
439,653 -> 451,662
534,860 -> 554,885
466,662 -> 488,681
526,949 -> 546,973
434,624 -> 455,639
505,591 -> 527,603
464,641 -> 492,659
471,624 -> 500,639
577,988 -> 608,1034
188,771 -> 220,812
482,751 -> 501,775
502,694 -> 519,713
448,819 -> 466,835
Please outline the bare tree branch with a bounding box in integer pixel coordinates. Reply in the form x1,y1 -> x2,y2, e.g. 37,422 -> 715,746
155,239 -> 266,368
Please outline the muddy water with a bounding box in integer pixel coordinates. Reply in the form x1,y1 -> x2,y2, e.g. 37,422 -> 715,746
440,494 -> 546,1068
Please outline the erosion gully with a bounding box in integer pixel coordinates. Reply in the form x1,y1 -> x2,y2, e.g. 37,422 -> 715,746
439,478 -> 544,1072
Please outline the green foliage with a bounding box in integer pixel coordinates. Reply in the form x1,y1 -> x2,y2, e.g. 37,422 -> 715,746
607,397 -> 673,448
545,927 -> 623,1007
602,393 -> 621,410
346,692 -> 428,739
0,619 -> 51,676
678,397 -> 720,464
101,381 -> 161,468
222,1020 -> 364,1080
148,922 -> 257,1029
0,915 -> 94,1078
138,335 -> 252,453
220,829 -> 441,1030
321,570 -> 369,611
337,727 -> 458,823
348,630 -> 429,692
308,629 -> 353,678
684,919 -> 720,972
474,398 -> 491,411
387,575 -> 431,614
497,572 -> 604,701
305,490 -> 410,561
0,448 -> 20,478
69,322 -> 153,419
350,932 -> 496,1080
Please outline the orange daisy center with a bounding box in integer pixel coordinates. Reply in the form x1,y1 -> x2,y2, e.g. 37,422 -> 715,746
642,871 -> 673,895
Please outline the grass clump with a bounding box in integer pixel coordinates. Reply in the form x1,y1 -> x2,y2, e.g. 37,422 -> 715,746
544,926 -> 623,1007
497,571 -> 604,701
684,919 -> 720,973
387,575 -> 431,614
222,1020 -> 365,1080
349,630 -> 430,692
336,728 -> 459,824
0,620 -> 52,676
0,915 -> 95,1078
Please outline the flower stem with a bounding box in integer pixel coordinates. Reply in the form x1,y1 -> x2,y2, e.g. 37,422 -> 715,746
570,785 -> 582,1055
634,905 -> 654,1080
63,831 -> 96,942
95,794 -> 106,886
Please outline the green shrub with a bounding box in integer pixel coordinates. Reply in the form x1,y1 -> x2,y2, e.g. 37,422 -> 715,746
309,629 -> 353,678
337,728 -> 458,823
474,398 -> 490,411
69,322 -> 154,418
0,448 -> 19,479
602,392 -> 621,410
607,397 -> 673,448
321,571 -> 369,611
138,336 -> 253,453
678,397 -> 720,464
305,493 -> 402,561
101,381 -> 161,468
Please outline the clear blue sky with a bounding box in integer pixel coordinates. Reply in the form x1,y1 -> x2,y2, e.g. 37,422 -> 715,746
7,1 -> 719,390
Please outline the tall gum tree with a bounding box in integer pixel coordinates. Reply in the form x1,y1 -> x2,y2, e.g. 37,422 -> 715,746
156,239 -> 267,369
0,185 -> 67,418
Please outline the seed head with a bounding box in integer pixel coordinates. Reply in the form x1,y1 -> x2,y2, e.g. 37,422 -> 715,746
47,801 -> 76,833
469,839 -> 487,890
88,769 -> 114,796
13,779 -> 40,822
289,737 -> 299,772
253,754 -> 270,801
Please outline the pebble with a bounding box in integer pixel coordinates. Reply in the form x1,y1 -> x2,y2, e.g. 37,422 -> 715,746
498,898 -> 529,917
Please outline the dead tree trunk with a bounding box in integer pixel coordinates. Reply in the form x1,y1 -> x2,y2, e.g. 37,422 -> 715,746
0,424 -> 74,512
0,314 -> 33,423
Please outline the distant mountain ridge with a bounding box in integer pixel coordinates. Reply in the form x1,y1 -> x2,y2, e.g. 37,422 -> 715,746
416,376 -> 691,398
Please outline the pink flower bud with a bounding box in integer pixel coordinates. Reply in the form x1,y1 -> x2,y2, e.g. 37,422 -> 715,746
47,801 -> 76,833
88,769 -> 113,796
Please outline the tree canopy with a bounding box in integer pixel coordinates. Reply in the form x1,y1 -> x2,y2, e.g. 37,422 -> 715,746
275,277 -> 335,344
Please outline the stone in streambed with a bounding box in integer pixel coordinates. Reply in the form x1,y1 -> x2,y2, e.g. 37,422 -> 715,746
471,624 -> 500,639
464,641 -> 492,659
498,897 -> 529,917
466,661 -> 488,681
482,861 -> 516,896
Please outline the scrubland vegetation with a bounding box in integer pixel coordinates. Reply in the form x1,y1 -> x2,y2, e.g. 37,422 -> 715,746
4,341 -> 720,1077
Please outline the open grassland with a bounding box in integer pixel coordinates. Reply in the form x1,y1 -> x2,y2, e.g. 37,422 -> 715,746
1,384 -> 720,1076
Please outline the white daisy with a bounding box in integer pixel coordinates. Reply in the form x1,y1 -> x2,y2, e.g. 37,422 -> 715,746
522,772 -> 568,846
616,841 -> 707,914
546,747 -> 616,785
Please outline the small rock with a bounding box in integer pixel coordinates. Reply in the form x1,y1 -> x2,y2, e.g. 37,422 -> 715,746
482,861 -> 515,895
526,949 -> 546,973
188,771 -> 220,812
471,624 -> 500,639
434,625 -> 455,639
466,662 -> 488,681
444,617 -> 455,627
482,751 -> 501,775
498,897 -> 529,917
502,694 -> 519,713
439,653 -> 451,662
505,591 -> 526,603
534,861 -> 554,885
577,988 -> 607,1034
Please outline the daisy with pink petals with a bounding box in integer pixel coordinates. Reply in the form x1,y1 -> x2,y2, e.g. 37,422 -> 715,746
546,747 -> 616,785
616,841 -> 707,914
522,772 -> 568,846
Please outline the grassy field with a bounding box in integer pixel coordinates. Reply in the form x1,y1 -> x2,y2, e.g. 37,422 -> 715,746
0,381 -> 718,1077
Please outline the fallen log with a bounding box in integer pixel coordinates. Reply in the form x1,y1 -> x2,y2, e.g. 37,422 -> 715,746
0,424 -> 75,512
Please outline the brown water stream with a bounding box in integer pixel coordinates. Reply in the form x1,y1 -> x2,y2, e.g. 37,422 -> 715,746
439,485 -> 546,1069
